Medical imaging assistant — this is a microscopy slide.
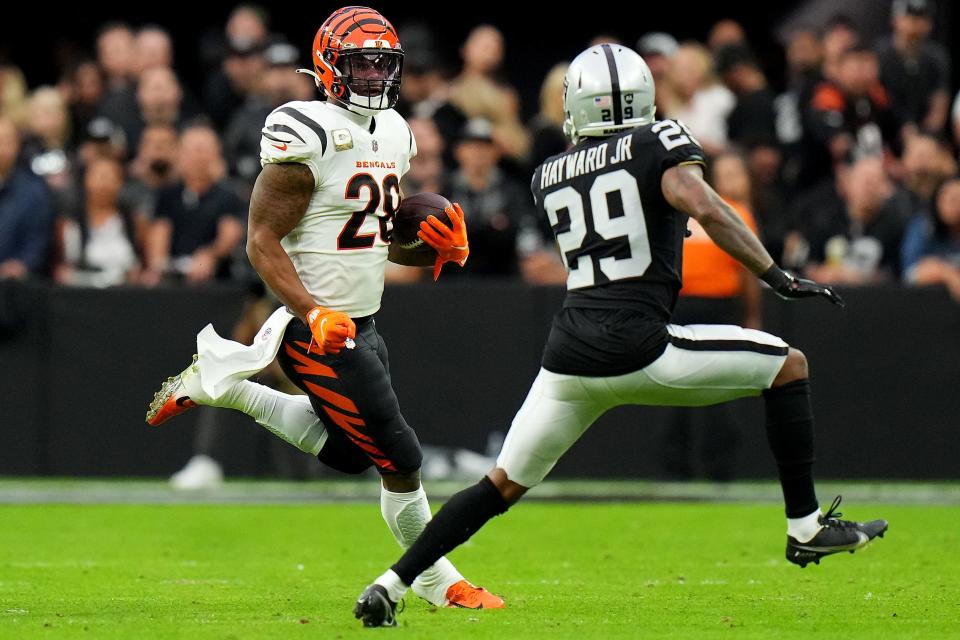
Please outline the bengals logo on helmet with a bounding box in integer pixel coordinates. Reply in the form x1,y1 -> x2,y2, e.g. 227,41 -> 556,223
309,7 -> 404,115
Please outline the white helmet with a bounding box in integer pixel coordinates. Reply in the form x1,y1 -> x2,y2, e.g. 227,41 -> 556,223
563,44 -> 656,144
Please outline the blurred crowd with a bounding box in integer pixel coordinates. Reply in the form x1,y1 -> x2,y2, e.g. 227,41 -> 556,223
1,0 -> 960,300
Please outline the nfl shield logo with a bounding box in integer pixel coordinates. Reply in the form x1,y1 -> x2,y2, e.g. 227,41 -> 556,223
372,139 -> 379,152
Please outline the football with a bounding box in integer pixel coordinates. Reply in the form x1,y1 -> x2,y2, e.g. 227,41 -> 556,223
391,192 -> 453,252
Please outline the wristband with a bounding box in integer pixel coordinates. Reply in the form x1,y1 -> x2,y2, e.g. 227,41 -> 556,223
760,264 -> 791,290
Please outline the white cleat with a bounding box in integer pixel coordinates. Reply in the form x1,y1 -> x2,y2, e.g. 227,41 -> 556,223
146,355 -> 200,426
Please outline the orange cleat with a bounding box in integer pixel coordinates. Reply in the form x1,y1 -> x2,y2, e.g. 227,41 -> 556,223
146,355 -> 199,426
445,580 -> 505,609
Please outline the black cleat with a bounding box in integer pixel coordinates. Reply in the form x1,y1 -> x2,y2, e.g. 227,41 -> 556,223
786,496 -> 888,568
353,584 -> 399,627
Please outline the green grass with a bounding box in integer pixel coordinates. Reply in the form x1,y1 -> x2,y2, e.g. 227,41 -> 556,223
1,501 -> 958,639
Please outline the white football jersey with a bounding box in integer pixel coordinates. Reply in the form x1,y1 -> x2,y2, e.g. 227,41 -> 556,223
260,100 -> 417,317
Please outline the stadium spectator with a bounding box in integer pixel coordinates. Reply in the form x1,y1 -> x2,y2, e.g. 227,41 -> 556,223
714,44 -> 777,148
128,67 -> 190,151
23,88 -> 71,158
223,42 -> 307,188
0,117 -> 55,280
95,23 -> 140,148
96,22 -> 137,92
707,19 -> 746,52
399,54 -> 466,172
20,87 -> 75,213
798,45 -> 900,190
636,32 -> 679,117
821,15 -> 860,83
457,24 -> 505,83
442,118 -> 555,281
775,27 -> 823,154
200,4 -> 270,74
527,63 -> 569,170
226,4 -> 270,48
777,28 -> 825,197
134,25 -> 174,75
122,123 -> 179,224
60,61 -> 105,150
661,151 -> 760,481
804,157 -> 909,283
143,125 -> 244,285
204,20 -> 269,131
664,42 -> 735,156
901,177 -> 960,300
899,132 -> 958,218
449,25 -> 530,165
55,157 -> 140,287
401,117 -> 446,196
876,0 -> 950,136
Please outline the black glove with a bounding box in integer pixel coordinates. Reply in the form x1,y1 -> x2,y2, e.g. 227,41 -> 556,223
760,265 -> 845,308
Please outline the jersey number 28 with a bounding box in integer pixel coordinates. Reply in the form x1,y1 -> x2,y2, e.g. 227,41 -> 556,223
338,173 -> 401,250
543,169 -> 651,289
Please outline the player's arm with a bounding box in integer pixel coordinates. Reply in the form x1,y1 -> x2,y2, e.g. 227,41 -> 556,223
661,163 -> 844,307
246,163 -> 317,320
246,162 -> 355,351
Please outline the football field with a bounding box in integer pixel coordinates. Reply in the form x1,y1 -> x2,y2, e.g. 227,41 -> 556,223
1,480 -> 958,639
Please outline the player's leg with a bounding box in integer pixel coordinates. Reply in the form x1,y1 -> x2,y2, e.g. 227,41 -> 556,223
277,318 -> 499,610
146,355 -> 328,455
764,347 -> 887,565
633,324 -> 887,566
364,328 -> 503,609
357,368 -> 608,625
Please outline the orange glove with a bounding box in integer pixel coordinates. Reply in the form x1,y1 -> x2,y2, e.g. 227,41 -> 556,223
305,306 -> 356,355
418,202 -> 470,281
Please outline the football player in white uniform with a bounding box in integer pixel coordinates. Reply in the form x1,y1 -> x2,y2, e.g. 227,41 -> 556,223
145,6 -> 500,611
353,44 -> 888,627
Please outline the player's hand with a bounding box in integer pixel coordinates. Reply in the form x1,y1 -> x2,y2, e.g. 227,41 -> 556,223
306,306 -> 356,354
418,203 -> 469,281
762,266 -> 845,308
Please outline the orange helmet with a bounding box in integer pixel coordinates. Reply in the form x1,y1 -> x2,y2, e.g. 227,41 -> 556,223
310,6 -> 404,116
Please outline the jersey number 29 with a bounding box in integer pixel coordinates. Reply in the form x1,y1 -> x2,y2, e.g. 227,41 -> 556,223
543,169 -> 651,289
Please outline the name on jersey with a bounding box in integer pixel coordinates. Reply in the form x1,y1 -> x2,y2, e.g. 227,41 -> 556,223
539,134 -> 633,189
355,160 -> 397,169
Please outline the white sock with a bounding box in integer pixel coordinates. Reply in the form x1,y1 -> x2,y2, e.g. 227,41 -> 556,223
380,485 -> 464,606
375,569 -> 409,604
186,373 -> 326,455
787,508 -> 822,542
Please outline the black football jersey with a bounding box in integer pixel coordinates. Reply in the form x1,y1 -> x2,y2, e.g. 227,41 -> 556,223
532,119 -> 706,376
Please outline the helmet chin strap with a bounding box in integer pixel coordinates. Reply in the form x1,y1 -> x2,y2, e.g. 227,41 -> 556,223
297,67 -> 390,117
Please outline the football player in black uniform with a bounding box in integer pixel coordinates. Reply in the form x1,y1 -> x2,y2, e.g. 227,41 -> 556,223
353,44 -> 888,627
